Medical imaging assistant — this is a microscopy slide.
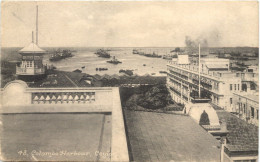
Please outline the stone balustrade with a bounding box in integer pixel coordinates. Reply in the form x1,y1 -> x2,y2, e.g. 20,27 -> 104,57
32,92 -> 95,104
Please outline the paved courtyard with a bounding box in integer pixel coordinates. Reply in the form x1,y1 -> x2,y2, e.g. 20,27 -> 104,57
0,113 -> 111,161
124,110 -> 221,162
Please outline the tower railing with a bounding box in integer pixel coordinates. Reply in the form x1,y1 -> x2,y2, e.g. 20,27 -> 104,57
16,65 -> 45,75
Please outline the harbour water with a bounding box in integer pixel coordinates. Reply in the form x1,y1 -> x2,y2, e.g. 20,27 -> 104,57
2,47 -> 258,76
45,48 -> 170,76
2,47 -> 172,76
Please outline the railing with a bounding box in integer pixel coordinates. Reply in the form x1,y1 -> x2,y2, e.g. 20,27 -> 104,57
16,66 -> 45,75
34,68 -> 45,73
167,62 -> 222,80
32,92 -> 95,104
201,125 -> 221,131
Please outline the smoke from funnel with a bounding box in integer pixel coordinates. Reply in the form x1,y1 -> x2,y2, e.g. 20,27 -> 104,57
185,36 -> 209,54
185,36 -> 208,48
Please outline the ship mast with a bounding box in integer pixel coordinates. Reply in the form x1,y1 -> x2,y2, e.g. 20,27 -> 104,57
198,44 -> 201,98
32,31 -> 34,43
36,5 -> 38,45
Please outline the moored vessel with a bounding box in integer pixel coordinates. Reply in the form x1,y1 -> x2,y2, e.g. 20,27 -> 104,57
107,56 -> 122,64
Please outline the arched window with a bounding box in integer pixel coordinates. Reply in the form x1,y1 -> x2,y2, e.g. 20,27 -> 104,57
199,110 -> 210,125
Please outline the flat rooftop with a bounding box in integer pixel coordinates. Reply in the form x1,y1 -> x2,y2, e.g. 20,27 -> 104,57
233,92 -> 259,102
0,113 -> 111,161
124,110 -> 221,161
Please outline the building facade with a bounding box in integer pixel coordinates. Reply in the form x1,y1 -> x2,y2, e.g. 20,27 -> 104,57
166,55 -> 258,112
233,92 -> 259,126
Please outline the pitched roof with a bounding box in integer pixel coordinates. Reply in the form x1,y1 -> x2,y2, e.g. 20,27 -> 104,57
27,71 -> 91,88
101,74 -> 112,79
19,42 -> 45,53
217,111 -> 258,152
93,74 -> 102,80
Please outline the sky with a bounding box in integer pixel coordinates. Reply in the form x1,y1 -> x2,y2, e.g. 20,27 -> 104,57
1,1 -> 259,47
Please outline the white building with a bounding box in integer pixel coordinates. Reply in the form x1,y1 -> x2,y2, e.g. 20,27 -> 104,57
16,42 -> 46,76
233,92 -> 259,126
167,55 -> 258,112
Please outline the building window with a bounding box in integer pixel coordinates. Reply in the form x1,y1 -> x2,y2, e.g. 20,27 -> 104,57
242,84 -> 247,92
248,69 -> 253,72
257,110 -> 259,120
230,84 -> 232,91
251,107 -> 255,118
26,61 -> 30,67
250,82 -> 256,90
234,84 -> 236,90
230,98 -> 232,105
244,104 -> 246,113
238,84 -> 240,90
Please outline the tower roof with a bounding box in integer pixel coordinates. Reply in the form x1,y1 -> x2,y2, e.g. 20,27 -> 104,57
19,42 -> 45,54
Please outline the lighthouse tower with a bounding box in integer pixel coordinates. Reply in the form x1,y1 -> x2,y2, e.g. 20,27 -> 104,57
16,6 -> 46,81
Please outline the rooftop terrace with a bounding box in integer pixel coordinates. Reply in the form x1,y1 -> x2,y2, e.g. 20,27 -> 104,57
0,81 -> 129,161
0,113 -> 111,161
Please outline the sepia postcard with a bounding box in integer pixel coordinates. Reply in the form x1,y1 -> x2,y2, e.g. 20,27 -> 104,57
0,1 -> 259,161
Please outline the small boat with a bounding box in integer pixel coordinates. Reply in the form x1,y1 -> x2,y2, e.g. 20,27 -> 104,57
73,69 -> 82,73
96,68 -> 108,71
119,69 -> 134,76
159,71 -> 167,74
107,56 -> 122,64
133,49 -> 139,54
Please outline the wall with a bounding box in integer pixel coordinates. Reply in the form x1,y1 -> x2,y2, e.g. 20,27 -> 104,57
233,93 -> 259,126
1,80 -> 31,106
1,80 -> 114,113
